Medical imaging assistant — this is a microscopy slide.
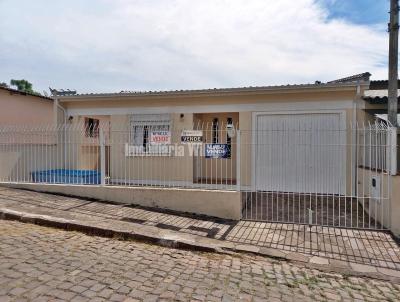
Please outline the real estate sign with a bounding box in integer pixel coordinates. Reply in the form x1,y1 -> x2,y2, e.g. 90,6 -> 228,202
150,131 -> 171,145
181,130 -> 203,144
205,144 -> 229,159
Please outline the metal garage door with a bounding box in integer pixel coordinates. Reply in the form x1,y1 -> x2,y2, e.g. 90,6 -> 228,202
255,113 -> 345,195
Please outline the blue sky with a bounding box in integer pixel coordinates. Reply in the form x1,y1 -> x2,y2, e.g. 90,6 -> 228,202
0,0 -> 392,94
321,0 -> 389,26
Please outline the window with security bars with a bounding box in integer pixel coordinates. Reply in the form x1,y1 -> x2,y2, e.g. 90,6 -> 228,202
130,114 -> 171,154
84,118 -> 99,138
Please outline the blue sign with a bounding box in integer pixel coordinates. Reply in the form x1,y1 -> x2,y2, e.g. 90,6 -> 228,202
205,144 -> 230,159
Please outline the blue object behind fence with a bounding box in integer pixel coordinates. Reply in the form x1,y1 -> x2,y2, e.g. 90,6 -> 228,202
205,144 -> 230,159
31,169 -> 101,185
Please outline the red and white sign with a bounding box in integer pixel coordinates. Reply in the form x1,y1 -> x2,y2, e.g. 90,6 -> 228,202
150,131 -> 171,145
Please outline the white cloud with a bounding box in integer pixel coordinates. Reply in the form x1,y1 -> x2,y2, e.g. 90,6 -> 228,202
0,0 -> 389,93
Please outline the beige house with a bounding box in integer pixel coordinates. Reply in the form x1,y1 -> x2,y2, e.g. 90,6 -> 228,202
0,86 -> 53,125
2,72 -> 400,236
50,72 -> 400,232
54,72 -> 374,189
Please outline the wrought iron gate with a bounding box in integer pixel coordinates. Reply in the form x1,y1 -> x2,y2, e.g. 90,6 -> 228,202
241,121 -> 397,230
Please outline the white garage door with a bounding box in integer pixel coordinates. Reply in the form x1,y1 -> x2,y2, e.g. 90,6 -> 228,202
255,113 -> 345,194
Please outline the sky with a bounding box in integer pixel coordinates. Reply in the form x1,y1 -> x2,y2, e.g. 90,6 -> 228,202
0,0 -> 392,94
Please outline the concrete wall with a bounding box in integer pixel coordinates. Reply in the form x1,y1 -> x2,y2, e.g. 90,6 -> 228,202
2,183 -> 242,220
356,168 -> 391,229
0,89 -> 56,180
357,167 -> 400,237
0,144 -> 61,182
390,175 -> 400,237
0,125 -> 62,182
0,89 -> 53,125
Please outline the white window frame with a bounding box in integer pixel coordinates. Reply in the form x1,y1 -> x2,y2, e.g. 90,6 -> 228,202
129,114 -> 172,156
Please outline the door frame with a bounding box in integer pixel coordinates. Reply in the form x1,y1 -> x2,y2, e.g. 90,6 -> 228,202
251,110 -> 347,193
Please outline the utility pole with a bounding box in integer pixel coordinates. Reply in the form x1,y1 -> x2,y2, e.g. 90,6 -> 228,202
388,0 -> 399,127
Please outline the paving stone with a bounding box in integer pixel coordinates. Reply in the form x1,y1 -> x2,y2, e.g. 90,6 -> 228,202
81,290 -> 97,298
110,293 -> 128,301
55,291 -> 76,300
116,286 -> 131,294
70,285 -> 88,294
70,296 -> 89,302
1,186 -> 400,278
90,283 -> 106,292
323,291 -> 341,301
0,296 -> 11,302
0,208 -> 400,302
98,288 -> 114,298
143,294 -> 158,302
8,287 -> 26,296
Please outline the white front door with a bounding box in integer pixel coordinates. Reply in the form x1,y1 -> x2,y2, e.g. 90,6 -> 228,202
255,113 -> 345,194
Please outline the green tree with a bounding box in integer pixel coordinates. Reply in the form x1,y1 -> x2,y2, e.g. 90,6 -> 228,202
10,79 -> 40,95
0,82 -> 8,88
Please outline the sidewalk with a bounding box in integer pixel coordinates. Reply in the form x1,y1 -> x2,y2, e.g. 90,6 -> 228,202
0,186 -> 399,282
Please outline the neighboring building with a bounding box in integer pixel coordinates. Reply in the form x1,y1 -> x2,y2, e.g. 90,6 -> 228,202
0,86 -> 54,185
363,79 -> 400,121
363,79 -> 400,170
0,86 -> 54,125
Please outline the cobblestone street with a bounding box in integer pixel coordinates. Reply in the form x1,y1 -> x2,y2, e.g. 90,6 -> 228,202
1,187 -> 399,271
1,220 -> 400,302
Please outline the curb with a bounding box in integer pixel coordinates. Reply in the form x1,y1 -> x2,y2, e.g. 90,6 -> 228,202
1,208 -> 400,284
0,209 -> 221,254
